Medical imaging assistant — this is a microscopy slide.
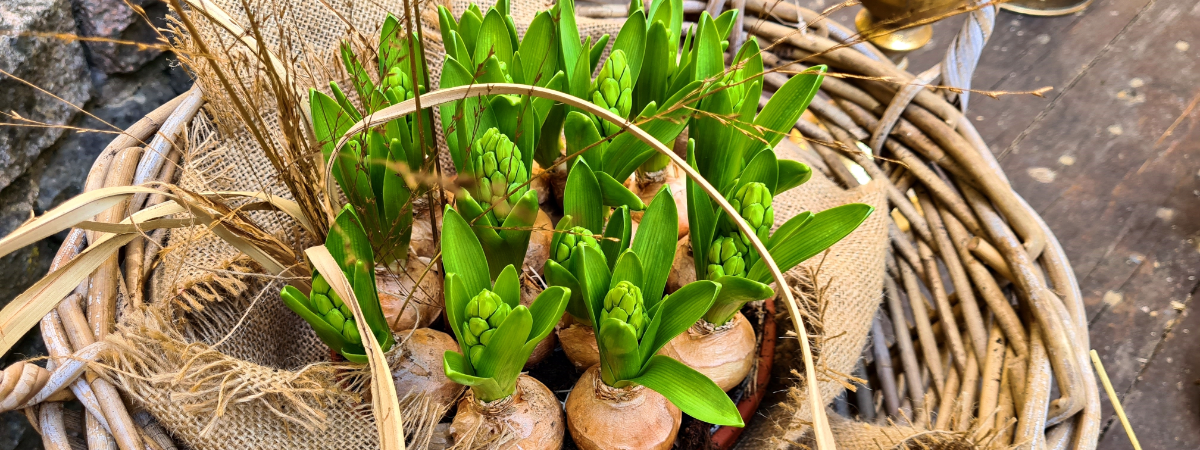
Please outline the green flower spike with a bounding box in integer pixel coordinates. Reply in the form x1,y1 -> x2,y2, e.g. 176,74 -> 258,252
309,273 -> 362,344
705,236 -> 747,281
441,206 -> 571,403
552,226 -> 600,266
280,206 -> 394,363
591,49 -> 632,138
730,182 -> 774,241
381,66 -> 415,104
462,289 -> 513,366
471,127 -> 530,222
601,281 -> 648,340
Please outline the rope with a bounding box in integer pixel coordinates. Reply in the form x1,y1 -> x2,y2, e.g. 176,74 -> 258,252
941,0 -> 997,112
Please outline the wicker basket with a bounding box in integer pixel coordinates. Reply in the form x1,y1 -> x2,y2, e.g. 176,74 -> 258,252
0,1 -> 1098,449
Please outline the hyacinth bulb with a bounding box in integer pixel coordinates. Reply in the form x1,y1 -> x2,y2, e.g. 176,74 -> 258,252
470,128 -> 529,222
461,289 -> 512,367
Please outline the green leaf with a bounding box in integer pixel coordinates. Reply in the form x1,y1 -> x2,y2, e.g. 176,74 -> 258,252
535,103 -> 567,167
352,260 -> 393,352
570,37 -> 594,101
589,34 -> 611,71
310,90 -> 355,189
326,206 -> 373,275
630,186 -> 678,309
441,207 -> 492,295
458,8 -> 483,59
775,159 -> 812,194
437,57 -> 481,171
690,83 -> 734,183
564,111 -> 605,169
474,10 -> 514,75
748,203 -> 874,283
715,9 -> 738,40
600,207 -> 632,268
497,190 -> 539,270
329,81 -> 361,122
755,66 -> 826,149
341,350 -> 368,363
607,81 -> 701,180
612,11 -> 647,85
563,159 -> 604,233
378,14 -> 402,76
557,0 -> 582,85
599,318 -> 643,385
520,11 -> 560,87
494,264 -> 521,309
686,141 -> 717,279
444,351 -> 506,401
366,131 -> 388,202
525,286 -> 570,346
444,274 -> 470,345
769,211 -> 814,249
737,147 -> 778,194
340,43 -> 387,113
629,355 -> 744,426
703,276 -> 773,325
544,259 -> 587,323
595,171 -> 645,210
381,155 -> 413,257
639,280 -> 718,363
437,7 -> 459,51
478,55 -> 511,85
476,306 -> 532,398
633,22 -> 670,116
609,250 -> 643,291
578,245 -> 612,327
694,13 -> 723,83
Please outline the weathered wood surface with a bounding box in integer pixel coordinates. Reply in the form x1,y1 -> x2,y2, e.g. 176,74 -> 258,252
785,0 -> 1198,445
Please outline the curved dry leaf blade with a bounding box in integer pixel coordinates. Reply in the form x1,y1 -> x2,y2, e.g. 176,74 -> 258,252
0,233 -> 135,356
306,246 -> 405,450
0,185 -> 160,259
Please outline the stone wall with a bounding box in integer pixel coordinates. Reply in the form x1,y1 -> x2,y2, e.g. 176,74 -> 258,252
0,0 -> 191,447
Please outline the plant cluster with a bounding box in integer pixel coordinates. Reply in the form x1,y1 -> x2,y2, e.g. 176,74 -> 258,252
280,0 -> 875,447
281,206 -> 395,362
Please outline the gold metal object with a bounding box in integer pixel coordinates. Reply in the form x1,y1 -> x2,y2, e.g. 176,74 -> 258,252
1000,0 -> 1093,16
855,0 -> 967,60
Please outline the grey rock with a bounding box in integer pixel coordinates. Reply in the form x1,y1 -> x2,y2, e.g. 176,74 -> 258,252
0,174 -> 53,418
0,0 -> 93,192
0,411 -> 43,450
74,0 -> 168,74
37,52 -> 193,211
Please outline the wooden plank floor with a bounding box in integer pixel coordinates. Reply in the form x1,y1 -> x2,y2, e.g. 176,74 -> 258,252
792,0 -> 1200,446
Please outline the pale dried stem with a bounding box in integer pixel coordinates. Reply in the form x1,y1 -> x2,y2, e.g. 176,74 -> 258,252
896,258 -> 944,399
884,275 -> 926,419
916,188 -> 987,363
916,239 -> 968,377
